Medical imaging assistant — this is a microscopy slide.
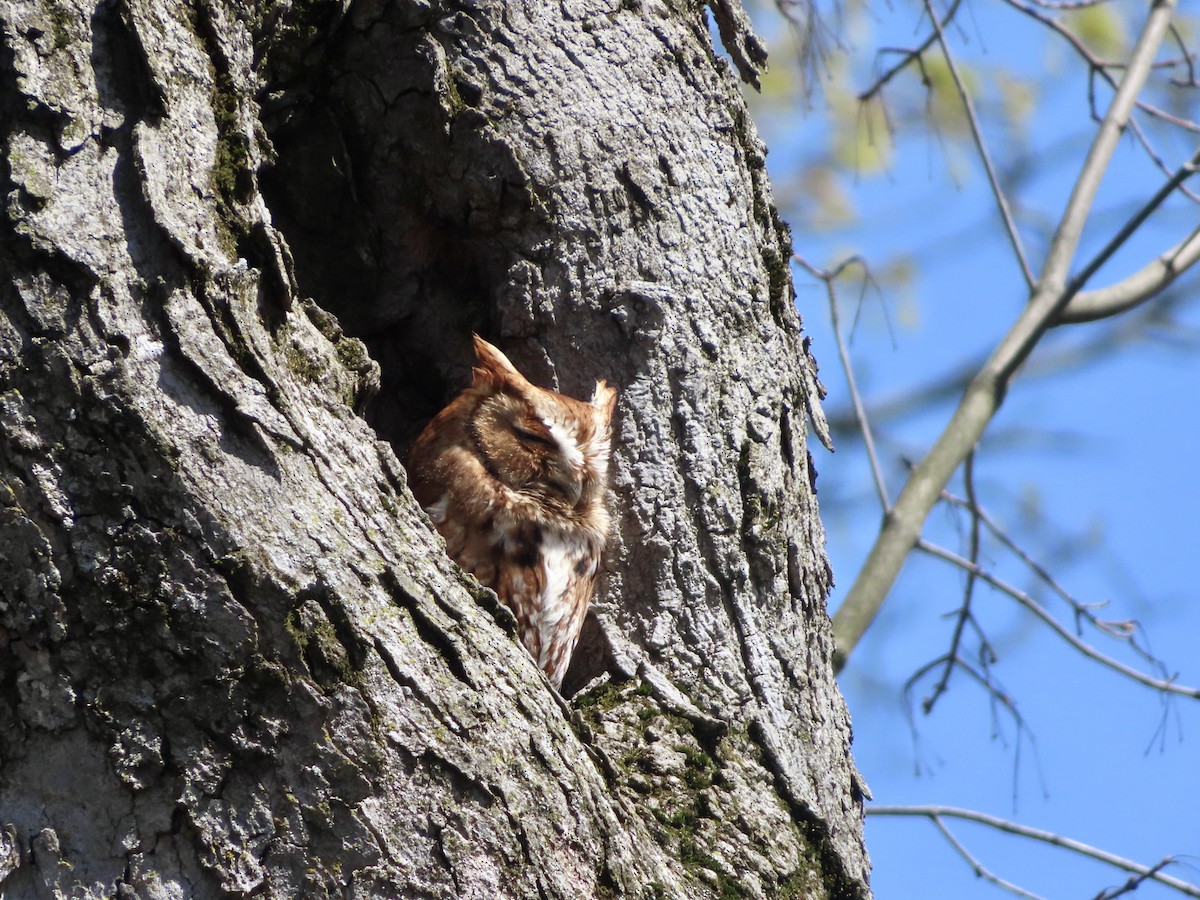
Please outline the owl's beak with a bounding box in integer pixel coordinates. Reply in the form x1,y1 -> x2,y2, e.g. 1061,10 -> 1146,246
547,470 -> 583,507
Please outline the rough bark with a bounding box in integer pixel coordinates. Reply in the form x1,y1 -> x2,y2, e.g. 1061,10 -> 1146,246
0,0 -> 867,897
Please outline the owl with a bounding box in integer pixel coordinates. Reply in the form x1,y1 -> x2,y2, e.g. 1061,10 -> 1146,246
406,335 -> 617,688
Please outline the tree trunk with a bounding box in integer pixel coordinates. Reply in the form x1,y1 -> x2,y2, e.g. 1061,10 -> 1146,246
0,0 -> 868,897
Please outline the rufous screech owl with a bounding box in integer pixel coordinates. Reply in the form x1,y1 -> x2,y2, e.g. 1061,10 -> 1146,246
406,336 -> 617,688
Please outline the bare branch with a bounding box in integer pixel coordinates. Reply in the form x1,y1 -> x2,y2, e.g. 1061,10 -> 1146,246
830,0 -> 1179,672
825,289 -> 1198,437
869,806 -> 1200,899
923,0 -> 1036,290
921,452 -> 981,712
774,0 -> 844,96
1167,22 -> 1198,88
1005,0 -> 1200,201
938,487 -> 1167,671
906,651 -> 1021,723
1059,222 -> 1200,323
858,0 -> 964,103
1006,0 -> 1200,135
916,539 -> 1200,700
1038,2 -> 1179,295
1055,159 -> 1200,327
1053,144 -> 1200,324
1094,860 -> 1181,900
930,816 -> 1047,900
795,255 -> 891,509
1025,0 -> 1110,8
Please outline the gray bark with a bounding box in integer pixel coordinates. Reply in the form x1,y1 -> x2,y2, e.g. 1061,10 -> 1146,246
0,0 -> 868,897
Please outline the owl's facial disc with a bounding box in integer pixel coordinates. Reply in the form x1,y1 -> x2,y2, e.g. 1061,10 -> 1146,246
541,461 -> 583,506
520,415 -> 584,506
471,393 -> 588,507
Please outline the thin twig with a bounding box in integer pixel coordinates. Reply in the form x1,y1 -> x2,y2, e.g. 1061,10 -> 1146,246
938,487 -> 1167,670
1167,23 -> 1198,88
1058,147 -> 1200,322
1005,0 -> 1200,203
907,651 -> 1029,739
795,255 -> 891,510
869,806 -> 1200,898
917,539 -> 1200,699
923,452 -> 980,712
924,0 -> 1036,290
1055,144 -> 1200,323
1006,0 -> 1200,134
1062,223 -> 1200,323
931,816 -> 1047,900
906,615 -> 1049,804
1093,860 -> 1179,900
1025,0 -> 1108,8
859,0 -> 965,102
903,649 -> 1035,785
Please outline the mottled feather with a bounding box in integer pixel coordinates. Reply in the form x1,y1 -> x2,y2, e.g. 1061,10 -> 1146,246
407,336 -> 616,687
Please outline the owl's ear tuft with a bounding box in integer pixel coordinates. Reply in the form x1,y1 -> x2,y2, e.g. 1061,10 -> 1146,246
591,380 -> 617,424
472,335 -> 527,389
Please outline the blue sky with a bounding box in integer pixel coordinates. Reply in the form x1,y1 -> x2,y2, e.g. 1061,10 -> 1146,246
744,1 -> 1200,896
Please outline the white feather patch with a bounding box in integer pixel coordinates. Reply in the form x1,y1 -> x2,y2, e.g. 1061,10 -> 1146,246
536,531 -> 583,665
424,494 -> 450,525
544,416 -> 584,469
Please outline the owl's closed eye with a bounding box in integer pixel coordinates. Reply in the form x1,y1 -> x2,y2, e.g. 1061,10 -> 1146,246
406,335 -> 617,688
